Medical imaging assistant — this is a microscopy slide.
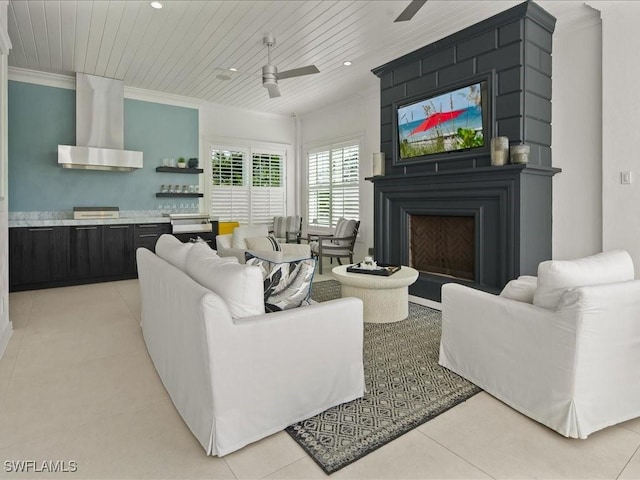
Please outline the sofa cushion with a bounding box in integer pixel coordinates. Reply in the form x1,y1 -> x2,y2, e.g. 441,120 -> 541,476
232,225 -> 270,249
186,249 -> 264,318
500,276 -> 538,304
155,234 -> 194,271
245,235 -> 281,252
186,241 -> 228,264
332,217 -> 357,246
245,252 -> 316,313
533,250 -> 635,309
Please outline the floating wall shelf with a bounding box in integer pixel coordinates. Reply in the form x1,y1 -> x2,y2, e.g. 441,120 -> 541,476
155,167 -> 203,174
155,193 -> 204,198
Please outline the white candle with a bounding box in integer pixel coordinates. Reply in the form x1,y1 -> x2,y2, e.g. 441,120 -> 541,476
372,152 -> 385,176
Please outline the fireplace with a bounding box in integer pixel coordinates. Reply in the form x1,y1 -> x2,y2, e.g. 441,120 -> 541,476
409,215 -> 475,281
371,2 -> 559,301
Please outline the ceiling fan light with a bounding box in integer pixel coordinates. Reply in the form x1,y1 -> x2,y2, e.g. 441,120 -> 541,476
150,1 -> 163,9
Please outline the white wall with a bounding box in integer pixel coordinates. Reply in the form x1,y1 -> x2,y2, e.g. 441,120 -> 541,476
551,13 -> 603,260
299,87 -> 380,260
597,2 -> 640,276
198,103 -> 298,219
0,0 -> 11,359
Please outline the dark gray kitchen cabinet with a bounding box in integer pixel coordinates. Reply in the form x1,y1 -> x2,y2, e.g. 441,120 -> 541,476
134,223 -> 171,252
9,227 -> 70,288
102,225 -> 135,276
69,226 -> 103,279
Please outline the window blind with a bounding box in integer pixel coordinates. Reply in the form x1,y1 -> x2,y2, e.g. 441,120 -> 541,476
308,142 -> 359,228
210,147 -> 285,225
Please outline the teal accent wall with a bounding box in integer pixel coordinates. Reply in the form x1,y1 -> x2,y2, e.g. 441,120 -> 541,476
8,81 -> 199,212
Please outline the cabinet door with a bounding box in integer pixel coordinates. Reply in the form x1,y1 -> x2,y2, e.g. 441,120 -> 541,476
134,223 -> 171,252
9,227 -> 70,287
69,226 -> 103,278
102,225 -> 135,275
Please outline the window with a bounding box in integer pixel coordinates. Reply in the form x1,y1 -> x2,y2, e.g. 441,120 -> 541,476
210,147 -> 285,225
308,141 -> 359,228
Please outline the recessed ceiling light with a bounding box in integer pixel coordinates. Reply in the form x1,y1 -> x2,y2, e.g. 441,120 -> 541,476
343,61 -> 352,66
229,68 -> 237,72
150,1 -> 163,9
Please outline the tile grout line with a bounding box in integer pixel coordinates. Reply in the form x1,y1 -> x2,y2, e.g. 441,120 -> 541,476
0,292 -> 37,411
616,439 -> 640,479
110,280 -> 142,327
415,428 -> 498,480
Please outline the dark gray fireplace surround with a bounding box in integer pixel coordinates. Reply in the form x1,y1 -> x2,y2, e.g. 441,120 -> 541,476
370,1 -> 559,301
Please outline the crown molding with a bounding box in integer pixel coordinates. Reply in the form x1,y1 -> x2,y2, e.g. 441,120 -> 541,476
8,67 -> 75,89
6,67 -> 291,118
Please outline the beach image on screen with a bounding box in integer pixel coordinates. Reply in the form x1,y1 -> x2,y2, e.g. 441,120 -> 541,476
397,82 -> 484,159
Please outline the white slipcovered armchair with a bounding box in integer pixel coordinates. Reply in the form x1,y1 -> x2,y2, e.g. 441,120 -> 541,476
216,225 -> 310,263
439,250 -> 640,439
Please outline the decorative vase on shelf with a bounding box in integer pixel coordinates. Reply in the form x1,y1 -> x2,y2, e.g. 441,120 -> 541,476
490,137 -> 509,166
188,158 -> 198,169
510,144 -> 530,164
372,152 -> 385,176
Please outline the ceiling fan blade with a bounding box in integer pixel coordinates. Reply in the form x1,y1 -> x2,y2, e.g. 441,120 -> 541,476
265,83 -> 281,98
394,0 -> 427,22
277,65 -> 320,80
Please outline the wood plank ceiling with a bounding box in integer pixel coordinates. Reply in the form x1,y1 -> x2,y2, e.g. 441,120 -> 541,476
7,0 -> 599,116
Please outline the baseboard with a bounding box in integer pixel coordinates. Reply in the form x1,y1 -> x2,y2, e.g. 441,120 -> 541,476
0,320 -> 12,360
408,294 -> 441,311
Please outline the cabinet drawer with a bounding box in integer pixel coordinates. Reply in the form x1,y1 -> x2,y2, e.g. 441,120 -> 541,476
134,223 -> 171,252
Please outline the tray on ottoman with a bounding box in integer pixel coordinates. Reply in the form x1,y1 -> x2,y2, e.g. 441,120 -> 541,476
346,263 -> 401,276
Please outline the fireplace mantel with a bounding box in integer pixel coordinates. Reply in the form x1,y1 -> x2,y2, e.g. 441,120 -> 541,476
370,165 -> 559,301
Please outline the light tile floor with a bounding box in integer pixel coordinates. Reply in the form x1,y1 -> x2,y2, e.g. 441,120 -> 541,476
1,277 -> 640,479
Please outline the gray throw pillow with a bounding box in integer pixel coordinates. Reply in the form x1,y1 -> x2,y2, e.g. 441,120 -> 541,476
244,252 -> 316,313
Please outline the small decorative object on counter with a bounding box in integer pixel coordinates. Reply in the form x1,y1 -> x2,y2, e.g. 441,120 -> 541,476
177,157 -> 186,168
188,158 -> 198,168
490,137 -> 509,166
510,144 -> 530,164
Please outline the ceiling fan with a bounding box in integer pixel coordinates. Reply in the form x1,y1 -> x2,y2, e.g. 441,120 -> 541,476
394,0 -> 428,22
261,34 -> 320,98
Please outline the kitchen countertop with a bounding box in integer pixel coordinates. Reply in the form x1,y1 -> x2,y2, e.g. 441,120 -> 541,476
9,216 -> 171,228
8,210 -> 175,228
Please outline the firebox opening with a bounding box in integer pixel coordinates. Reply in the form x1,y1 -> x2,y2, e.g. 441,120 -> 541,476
409,214 -> 475,281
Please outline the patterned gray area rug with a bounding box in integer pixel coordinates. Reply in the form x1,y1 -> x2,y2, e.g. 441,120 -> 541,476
285,280 -> 481,475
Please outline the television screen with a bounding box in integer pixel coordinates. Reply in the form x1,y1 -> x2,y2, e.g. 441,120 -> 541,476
397,81 -> 486,160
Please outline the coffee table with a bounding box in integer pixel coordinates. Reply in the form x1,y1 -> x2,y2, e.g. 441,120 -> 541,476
332,265 -> 419,323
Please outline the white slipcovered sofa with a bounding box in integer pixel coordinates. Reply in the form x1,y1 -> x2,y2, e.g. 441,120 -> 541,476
216,225 -> 310,263
439,250 -> 640,439
137,234 -> 364,456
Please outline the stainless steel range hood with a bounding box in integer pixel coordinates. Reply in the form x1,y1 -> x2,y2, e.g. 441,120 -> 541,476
58,73 -> 143,171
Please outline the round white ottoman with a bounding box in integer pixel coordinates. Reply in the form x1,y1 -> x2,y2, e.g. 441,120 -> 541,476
332,265 -> 419,323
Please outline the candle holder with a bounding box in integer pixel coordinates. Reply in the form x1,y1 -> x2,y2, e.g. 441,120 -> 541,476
490,137 -> 509,166
510,144 -> 530,164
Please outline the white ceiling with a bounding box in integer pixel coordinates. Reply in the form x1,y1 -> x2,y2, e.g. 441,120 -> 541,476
6,0 -> 600,116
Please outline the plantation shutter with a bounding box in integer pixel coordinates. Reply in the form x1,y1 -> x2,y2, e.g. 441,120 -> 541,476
308,141 -> 359,228
251,152 -> 285,225
210,146 -> 286,225
308,150 -> 331,227
210,148 -> 250,224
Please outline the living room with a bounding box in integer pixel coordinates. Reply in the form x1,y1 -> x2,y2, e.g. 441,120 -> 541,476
1,0 -> 640,478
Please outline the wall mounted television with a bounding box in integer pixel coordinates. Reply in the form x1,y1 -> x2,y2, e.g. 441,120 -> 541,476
395,78 -> 490,163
